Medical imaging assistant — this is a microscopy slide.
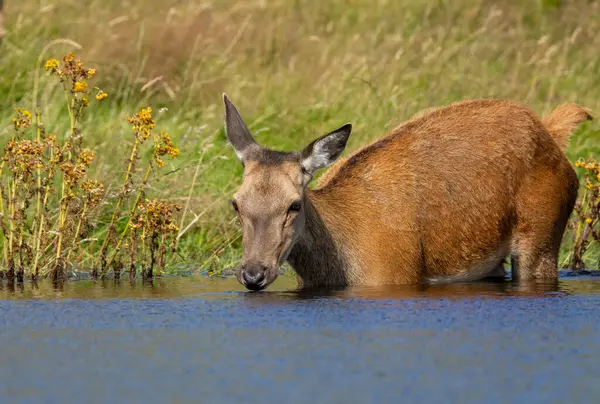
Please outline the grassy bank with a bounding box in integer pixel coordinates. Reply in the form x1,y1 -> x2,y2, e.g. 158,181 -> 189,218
1,0 -> 599,275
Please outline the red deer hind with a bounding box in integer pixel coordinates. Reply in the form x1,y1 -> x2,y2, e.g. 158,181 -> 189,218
222,94 -> 591,291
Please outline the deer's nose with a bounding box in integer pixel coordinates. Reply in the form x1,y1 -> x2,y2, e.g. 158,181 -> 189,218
241,264 -> 267,291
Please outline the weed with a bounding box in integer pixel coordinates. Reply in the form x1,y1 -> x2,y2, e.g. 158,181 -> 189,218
0,53 -> 182,281
568,158 -> 600,270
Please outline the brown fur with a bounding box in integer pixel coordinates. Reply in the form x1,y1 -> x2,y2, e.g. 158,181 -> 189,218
291,100 -> 588,287
225,96 -> 590,290
541,104 -> 592,149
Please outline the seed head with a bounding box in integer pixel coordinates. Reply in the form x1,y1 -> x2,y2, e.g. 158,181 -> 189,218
44,135 -> 58,147
4,139 -> 45,178
61,52 -> 93,82
134,199 -> 181,235
12,108 -> 33,130
81,179 -> 105,207
153,131 -> 180,167
78,149 -> 95,167
59,161 -> 87,187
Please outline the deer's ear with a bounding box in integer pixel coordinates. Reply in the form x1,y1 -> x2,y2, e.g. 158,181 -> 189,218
223,94 -> 259,161
301,124 -> 352,175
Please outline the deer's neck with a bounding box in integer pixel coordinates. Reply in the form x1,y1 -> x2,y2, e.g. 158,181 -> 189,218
286,191 -> 350,288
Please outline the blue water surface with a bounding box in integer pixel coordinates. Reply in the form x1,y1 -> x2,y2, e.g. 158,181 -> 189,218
1,276 -> 599,404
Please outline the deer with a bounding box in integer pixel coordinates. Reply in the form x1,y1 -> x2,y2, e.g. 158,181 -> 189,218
222,94 -> 591,291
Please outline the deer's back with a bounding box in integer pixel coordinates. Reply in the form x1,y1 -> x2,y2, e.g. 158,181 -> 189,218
312,99 -> 571,282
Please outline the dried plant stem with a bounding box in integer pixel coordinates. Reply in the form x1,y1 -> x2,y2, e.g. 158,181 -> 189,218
8,179 -> 16,259
97,139 -> 140,273
101,162 -> 152,277
157,233 -> 167,277
65,199 -> 88,265
32,211 -> 47,278
15,182 -> 32,283
53,89 -> 77,277
7,179 -> 16,278
141,225 -> 147,278
32,148 -> 54,278
570,188 -> 589,270
54,192 -> 68,270
120,165 -> 152,241
574,189 -> 588,243
148,234 -> 157,279
0,161 -> 8,266
31,110 -> 42,277
64,90 -> 76,155
129,232 -> 137,282
17,182 -> 31,271
572,225 -> 593,270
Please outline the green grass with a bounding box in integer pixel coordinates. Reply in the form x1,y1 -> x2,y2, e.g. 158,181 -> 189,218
1,0 -> 600,274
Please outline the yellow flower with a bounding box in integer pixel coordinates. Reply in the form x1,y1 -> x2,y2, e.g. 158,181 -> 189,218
45,58 -> 60,72
73,81 -> 87,93
81,97 -> 89,108
95,90 -> 108,101
139,107 -> 153,125
15,108 -> 32,120
86,68 -> 96,79
585,217 -> 593,224
128,107 -> 155,142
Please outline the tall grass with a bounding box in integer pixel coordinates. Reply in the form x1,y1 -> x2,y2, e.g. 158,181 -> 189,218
0,0 -> 599,275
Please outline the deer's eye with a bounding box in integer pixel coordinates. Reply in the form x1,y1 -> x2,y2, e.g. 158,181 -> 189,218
231,200 -> 239,212
289,200 -> 302,212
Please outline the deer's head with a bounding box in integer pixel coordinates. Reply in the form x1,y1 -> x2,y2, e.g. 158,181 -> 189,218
223,95 -> 351,290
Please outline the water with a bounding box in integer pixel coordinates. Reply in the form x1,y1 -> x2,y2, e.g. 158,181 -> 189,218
2,275 -> 600,404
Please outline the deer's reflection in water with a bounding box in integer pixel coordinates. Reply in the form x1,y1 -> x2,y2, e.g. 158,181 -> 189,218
240,278 -> 567,308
